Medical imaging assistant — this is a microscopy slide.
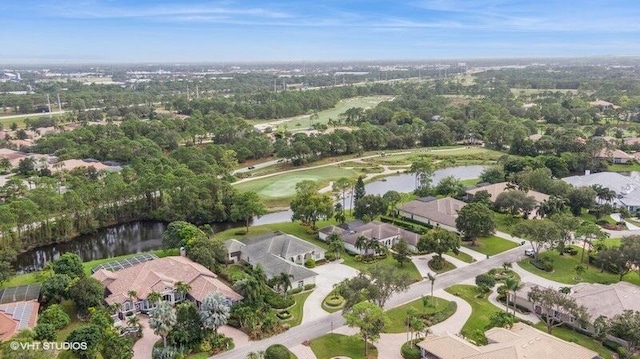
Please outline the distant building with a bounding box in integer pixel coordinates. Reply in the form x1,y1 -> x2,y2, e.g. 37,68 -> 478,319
594,148 -> 634,164
465,182 -> 549,204
417,322 -> 599,359
563,171 -> 640,212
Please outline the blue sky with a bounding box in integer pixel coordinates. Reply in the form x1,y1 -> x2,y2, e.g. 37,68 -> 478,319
1,0 -> 640,63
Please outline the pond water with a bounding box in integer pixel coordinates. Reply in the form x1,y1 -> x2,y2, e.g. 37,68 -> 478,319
15,221 -> 239,273
15,165 -> 488,273
253,165 -> 488,226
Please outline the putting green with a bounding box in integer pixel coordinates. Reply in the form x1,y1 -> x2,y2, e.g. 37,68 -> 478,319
235,167 -> 357,199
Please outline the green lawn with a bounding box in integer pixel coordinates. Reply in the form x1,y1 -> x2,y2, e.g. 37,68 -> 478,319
249,95 -> 393,129
310,333 -> 377,359
233,166 -> 357,201
533,323 -> 614,359
288,291 -> 312,327
518,246 -> 640,286
462,236 -> 518,256
384,296 -> 452,333
447,250 -> 475,263
322,290 -> 344,313
2,248 -> 180,289
493,213 -> 525,234
608,163 -> 640,172
445,284 -> 502,343
214,221 -> 421,281
56,300 -> 82,341
460,178 -> 480,187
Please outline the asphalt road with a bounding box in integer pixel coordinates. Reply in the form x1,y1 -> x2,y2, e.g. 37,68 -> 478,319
211,243 -> 529,359
231,159 -> 284,175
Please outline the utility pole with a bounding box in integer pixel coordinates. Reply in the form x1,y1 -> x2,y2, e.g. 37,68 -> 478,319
274,78 -> 277,93
47,94 -> 52,118
57,93 -> 62,114
187,84 -> 190,101
196,85 -> 200,99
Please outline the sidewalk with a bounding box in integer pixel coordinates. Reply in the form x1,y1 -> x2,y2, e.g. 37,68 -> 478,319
495,230 -> 529,245
511,262 -> 567,289
457,246 -> 487,262
486,290 -> 540,323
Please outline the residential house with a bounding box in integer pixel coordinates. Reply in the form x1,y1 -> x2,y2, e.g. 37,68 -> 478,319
417,322 -> 599,359
319,220 -> 421,252
49,159 -> 122,173
527,133 -> 543,142
590,99 -> 620,111
224,232 -> 324,289
595,148 -> 634,164
0,148 -> 27,168
562,171 -> 640,212
397,196 -> 466,230
465,182 -> 550,204
623,137 -> 640,146
0,301 -> 39,341
92,256 -> 242,316
511,282 -> 640,347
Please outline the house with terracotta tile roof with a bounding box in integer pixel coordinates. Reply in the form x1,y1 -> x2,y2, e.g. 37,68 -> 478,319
417,322 -> 599,359
465,182 -> 549,204
92,256 -> 241,316
0,300 -> 39,341
595,148 -> 634,164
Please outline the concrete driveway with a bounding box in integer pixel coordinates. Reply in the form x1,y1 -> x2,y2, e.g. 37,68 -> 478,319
301,261 -> 359,324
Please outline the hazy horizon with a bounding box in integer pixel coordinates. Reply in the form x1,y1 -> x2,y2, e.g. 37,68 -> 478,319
1,0 -> 640,64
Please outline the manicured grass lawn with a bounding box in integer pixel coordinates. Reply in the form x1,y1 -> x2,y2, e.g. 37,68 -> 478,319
56,300 -> 82,341
233,166 -> 357,200
493,213 -> 525,234
447,250 -> 475,263
460,178 -> 480,187
608,163 -> 640,172
250,95 -> 393,129
215,220 -> 422,281
322,290 -> 344,313
2,248 -> 180,289
288,291 -> 312,327
385,296 -> 451,333
310,333 -> 377,359
578,209 -> 617,225
445,284 -> 502,342
518,246 -> 640,286
533,323 -> 614,359
462,236 -> 518,256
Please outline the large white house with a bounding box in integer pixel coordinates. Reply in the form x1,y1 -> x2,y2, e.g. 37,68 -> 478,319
562,171 -> 640,212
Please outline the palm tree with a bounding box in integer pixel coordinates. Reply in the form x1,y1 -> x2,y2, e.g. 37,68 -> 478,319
147,291 -> 162,310
149,300 -> 177,348
175,281 -> 191,302
277,272 -> 294,296
327,232 -> 344,259
426,273 -> 436,304
127,290 -> 137,311
234,277 -> 262,304
504,277 -> 522,316
127,315 -> 140,330
200,292 -> 231,339
355,235 -> 369,255
249,264 -> 268,284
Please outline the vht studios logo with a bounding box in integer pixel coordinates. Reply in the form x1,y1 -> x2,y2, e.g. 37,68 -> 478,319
10,341 -> 88,351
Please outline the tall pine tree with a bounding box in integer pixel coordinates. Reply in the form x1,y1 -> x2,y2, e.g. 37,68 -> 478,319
353,176 -> 366,210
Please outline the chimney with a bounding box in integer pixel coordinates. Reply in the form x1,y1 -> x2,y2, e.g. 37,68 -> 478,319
585,170 -> 591,176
